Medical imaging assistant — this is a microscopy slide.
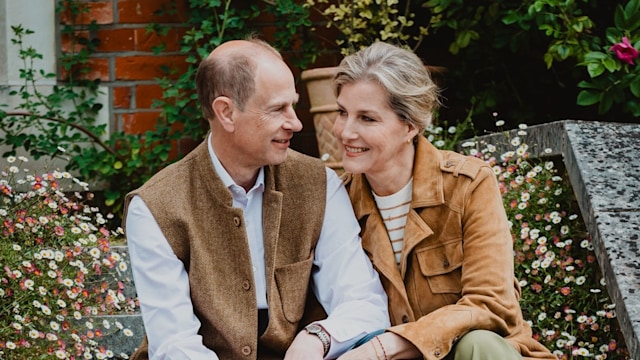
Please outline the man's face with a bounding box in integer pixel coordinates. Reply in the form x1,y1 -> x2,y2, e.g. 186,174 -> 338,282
232,57 -> 302,169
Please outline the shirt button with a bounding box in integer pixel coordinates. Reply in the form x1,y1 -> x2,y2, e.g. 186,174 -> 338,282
402,315 -> 409,323
233,217 -> 241,226
241,346 -> 251,355
242,280 -> 251,291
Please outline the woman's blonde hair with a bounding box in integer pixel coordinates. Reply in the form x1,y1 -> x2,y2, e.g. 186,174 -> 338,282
334,41 -> 441,132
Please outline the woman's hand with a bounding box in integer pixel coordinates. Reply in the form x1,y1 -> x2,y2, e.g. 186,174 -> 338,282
336,340 -> 380,360
337,332 -> 421,360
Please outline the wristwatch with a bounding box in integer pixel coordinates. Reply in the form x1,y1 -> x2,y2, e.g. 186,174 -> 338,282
305,323 -> 330,356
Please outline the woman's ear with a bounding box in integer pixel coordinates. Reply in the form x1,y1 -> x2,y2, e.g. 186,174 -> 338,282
407,122 -> 420,142
212,96 -> 236,132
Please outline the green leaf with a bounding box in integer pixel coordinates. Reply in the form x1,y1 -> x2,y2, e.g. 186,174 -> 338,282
630,78 -> 640,98
584,51 -> 609,61
598,92 -> 614,114
577,90 -> 600,106
614,4 -> 625,29
587,63 -> 605,78
603,58 -> 618,73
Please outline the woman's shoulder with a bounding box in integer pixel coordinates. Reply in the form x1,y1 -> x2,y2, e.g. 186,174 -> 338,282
437,150 -> 491,180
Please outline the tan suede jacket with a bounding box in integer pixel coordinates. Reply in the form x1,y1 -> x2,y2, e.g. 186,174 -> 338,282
343,136 -> 554,360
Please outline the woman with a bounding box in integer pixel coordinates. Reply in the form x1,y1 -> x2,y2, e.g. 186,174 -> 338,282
333,42 -> 555,360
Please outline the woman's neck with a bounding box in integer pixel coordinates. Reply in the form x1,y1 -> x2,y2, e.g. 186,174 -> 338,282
366,147 -> 415,196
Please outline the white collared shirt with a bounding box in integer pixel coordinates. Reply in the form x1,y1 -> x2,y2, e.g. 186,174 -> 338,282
126,136 -> 389,359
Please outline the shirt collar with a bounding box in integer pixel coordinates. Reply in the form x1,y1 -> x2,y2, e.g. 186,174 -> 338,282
207,133 -> 265,192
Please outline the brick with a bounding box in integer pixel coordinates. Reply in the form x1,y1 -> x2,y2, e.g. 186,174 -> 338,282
60,30 -> 90,53
60,1 -> 114,25
117,0 -> 188,24
59,58 -> 110,82
121,111 -> 162,134
96,28 -> 136,52
113,86 -> 132,109
135,27 -> 186,52
135,84 -> 164,109
114,55 -> 188,81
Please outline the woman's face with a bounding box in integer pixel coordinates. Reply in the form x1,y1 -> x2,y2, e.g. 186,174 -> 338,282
333,80 -> 418,177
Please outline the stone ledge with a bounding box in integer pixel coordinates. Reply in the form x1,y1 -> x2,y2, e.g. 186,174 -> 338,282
472,120 -> 640,359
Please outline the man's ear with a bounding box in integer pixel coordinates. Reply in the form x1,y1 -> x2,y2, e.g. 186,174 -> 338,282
212,96 -> 236,132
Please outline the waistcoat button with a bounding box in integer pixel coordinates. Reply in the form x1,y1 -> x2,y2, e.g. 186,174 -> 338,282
443,259 -> 450,268
242,280 -> 251,290
241,345 -> 251,355
233,217 -> 241,227
402,315 -> 409,323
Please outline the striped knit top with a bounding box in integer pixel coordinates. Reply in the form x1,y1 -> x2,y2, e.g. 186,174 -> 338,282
372,178 -> 413,267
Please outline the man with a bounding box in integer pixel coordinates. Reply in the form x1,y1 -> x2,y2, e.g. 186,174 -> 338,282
123,37 -> 389,360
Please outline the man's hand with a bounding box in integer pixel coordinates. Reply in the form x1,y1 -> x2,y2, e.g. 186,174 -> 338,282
284,331 -> 325,360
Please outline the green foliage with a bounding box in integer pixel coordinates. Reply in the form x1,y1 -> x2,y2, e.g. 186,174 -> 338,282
147,0 -> 319,168
0,21 -> 161,221
306,0 -> 638,128
577,0 -> 640,116
1,0 -> 319,221
305,0 -> 429,55
420,0 -> 639,125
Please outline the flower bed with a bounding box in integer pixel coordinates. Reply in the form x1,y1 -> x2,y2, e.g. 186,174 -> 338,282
1,156 -> 136,359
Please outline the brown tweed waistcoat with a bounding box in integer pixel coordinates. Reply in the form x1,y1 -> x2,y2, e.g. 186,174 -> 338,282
123,141 -> 327,359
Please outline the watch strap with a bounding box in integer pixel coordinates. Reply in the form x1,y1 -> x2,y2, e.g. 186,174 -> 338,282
305,324 -> 330,356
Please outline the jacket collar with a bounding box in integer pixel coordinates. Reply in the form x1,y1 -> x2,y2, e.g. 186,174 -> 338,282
349,136 -> 445,221
346,136 -> 444,287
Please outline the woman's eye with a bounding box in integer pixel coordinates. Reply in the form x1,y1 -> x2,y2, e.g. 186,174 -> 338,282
337,109 -> 346,116
362,115 -> 375,122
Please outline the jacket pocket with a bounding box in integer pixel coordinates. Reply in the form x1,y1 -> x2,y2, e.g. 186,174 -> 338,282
274,256 -> 314,323
415,239 -> 463,294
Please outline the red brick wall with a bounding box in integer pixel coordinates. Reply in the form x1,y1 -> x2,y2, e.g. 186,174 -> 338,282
58,0 -> 341,158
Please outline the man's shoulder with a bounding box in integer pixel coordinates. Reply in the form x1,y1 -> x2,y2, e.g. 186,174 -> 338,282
131,141 -> 207,194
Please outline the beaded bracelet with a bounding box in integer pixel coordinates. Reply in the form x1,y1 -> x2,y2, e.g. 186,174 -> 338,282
375,336 -> 388,360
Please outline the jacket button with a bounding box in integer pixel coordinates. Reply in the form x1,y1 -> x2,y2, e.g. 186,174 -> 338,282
233,217 -> 241,227
445,160 -> 453,167
443,259 -> 450,268
241,346 -> 251,355
402,315 -> 409,323
434,348 -> 441,357
242,280 -> 251,290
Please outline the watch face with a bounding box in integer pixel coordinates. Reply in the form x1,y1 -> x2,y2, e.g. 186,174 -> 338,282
306,324 -> 322,333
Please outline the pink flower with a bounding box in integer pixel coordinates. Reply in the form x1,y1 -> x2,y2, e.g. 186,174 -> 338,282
609,37 -> 639,65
